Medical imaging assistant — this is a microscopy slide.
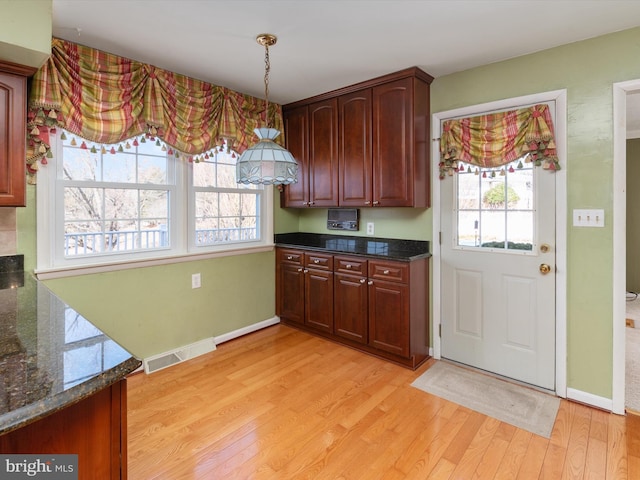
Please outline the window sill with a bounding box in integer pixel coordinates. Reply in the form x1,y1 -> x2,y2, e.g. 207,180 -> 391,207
35,244 -> 275,280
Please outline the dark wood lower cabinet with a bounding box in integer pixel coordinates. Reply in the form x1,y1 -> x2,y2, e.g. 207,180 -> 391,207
277,247 -> 429,369
305,268 -> 333,333
0,379 -> 129,480
334,272 -> 368,344
368,280 -> 410,357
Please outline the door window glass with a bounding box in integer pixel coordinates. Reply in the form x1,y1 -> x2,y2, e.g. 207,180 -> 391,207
455,158 -> 534,251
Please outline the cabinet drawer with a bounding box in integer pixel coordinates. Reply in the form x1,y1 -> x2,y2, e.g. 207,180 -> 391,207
278,249 -> 304,265
369,260 -> 408,283
304,252 -> 333,270
334,256 -> 367,275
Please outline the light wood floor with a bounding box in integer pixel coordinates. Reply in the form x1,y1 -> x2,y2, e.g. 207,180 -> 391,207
127,324 -> 640,479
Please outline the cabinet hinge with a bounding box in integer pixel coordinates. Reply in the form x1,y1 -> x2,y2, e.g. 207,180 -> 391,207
439,324 -> 442,338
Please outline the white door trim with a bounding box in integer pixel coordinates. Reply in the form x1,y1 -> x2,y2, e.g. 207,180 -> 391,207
612,80 -> 640,415
431,90 -> 568,398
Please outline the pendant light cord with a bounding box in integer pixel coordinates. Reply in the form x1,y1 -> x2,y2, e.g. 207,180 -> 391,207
264,43 -> 271,128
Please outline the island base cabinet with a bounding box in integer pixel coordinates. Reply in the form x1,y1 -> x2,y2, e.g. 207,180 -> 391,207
0,379 -> 129,480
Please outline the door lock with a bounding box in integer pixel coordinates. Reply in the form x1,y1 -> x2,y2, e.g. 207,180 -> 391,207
540,243 -> 551,253
539,264 -> 552,274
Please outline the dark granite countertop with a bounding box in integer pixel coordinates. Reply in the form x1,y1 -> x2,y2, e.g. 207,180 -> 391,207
275,233 -> 430,261
0,255 -> 141,436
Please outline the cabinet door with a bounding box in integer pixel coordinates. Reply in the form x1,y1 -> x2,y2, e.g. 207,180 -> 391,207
338,90 -> 372,207
305,269 -> 334,333
372,77 -> 413,207
0,72 -> 26,207
368,279 -> 410,357
308,99 -> 339,207
334,272 -> 368,344
282,105 -> 309,207
279,263 -> 305,325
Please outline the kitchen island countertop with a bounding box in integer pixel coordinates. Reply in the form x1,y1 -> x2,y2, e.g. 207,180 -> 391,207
0,256 -> 140,436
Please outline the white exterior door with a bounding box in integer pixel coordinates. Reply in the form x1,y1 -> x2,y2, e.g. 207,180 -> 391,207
440,108 -> 557,390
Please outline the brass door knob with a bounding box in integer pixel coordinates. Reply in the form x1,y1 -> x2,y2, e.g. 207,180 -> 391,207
540,243 -> 551,253
539,264 -> 551,274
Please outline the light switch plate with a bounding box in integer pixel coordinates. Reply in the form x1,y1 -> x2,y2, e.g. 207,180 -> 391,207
573,209 -> 605,227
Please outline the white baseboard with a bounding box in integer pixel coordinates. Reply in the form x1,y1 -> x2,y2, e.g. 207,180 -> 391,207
214,316 -> 280,345
566,387 -> 613,411
142,317 -> 280,374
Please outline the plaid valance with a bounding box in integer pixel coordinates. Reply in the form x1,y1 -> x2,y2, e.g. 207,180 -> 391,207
439,104 -> 559,179
26,38 -> 283,182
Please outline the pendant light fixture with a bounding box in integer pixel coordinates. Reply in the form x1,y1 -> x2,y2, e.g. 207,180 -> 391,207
236,34 -> 298,186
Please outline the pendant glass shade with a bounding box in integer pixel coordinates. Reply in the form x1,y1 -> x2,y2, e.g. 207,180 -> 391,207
236,127 -> 298,185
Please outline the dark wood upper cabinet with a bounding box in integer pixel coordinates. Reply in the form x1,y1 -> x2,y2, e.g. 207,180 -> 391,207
282,105 -> 308,207
282,67 -> 432,208
308,99 -> 339,207
338,90 -> 372,207
0,63 -> 30,207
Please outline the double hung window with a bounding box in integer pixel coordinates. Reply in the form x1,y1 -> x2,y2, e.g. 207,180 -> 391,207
37,130 -> 271,274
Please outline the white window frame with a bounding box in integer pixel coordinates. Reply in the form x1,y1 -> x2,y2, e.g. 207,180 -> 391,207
36,132 -> 274,279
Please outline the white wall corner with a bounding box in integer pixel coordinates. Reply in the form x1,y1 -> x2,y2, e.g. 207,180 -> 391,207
566,387 -> 613,412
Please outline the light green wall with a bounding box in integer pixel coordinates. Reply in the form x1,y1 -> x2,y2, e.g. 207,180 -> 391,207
627,139 -> 640,293
43,251 -> 276,359
0,0 -> 51,67
18,183 -> 276,361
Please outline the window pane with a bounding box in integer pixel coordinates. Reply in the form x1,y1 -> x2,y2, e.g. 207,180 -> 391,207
65,187 -> 103,221
457,171 -> 480,210
104,189 -> 137,219
193,162 -> 216,188
63,148 -> 101,181
507,211 -> 533,250
479,211 -> 506,246
457,210 -> 480,247
140,190 -> 168,219
217,163 -> 237,188
195,192 -> 219,217
103,151 -> 136,183
139,155 -> 168,184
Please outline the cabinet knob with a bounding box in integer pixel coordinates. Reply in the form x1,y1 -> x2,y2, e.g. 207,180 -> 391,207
360,278 -> 366,284
373,201 -> 380,206
302,202 -> 308,206
314,259 -> 320,264
309,201 -> 315,206
287,255 -> 293,260
297,268 -> 303,272
365,201 -> 371,205
368,280 -> 374,285
346,264 -> 352,269
383,269 -> 390,274
303,269 -> 309,273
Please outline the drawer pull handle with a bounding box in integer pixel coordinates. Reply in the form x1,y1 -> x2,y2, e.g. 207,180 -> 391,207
383,269 -> 390,274
346,264 -> 352,269
365,201 -> 371,205
368,280 -> 374,285
360,278 -> 366,284
297,268 -> 303,272
287,255 -> 293,260
373,201 -> 380,205
303,269 -> 309,273
314,259 -> 320,264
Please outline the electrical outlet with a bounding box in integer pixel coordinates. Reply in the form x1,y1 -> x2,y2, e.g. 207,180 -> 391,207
192,273 -> 201,289
366,222 -> 374,235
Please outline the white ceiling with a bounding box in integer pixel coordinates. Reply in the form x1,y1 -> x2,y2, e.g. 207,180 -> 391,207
51,0 -> 640,132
